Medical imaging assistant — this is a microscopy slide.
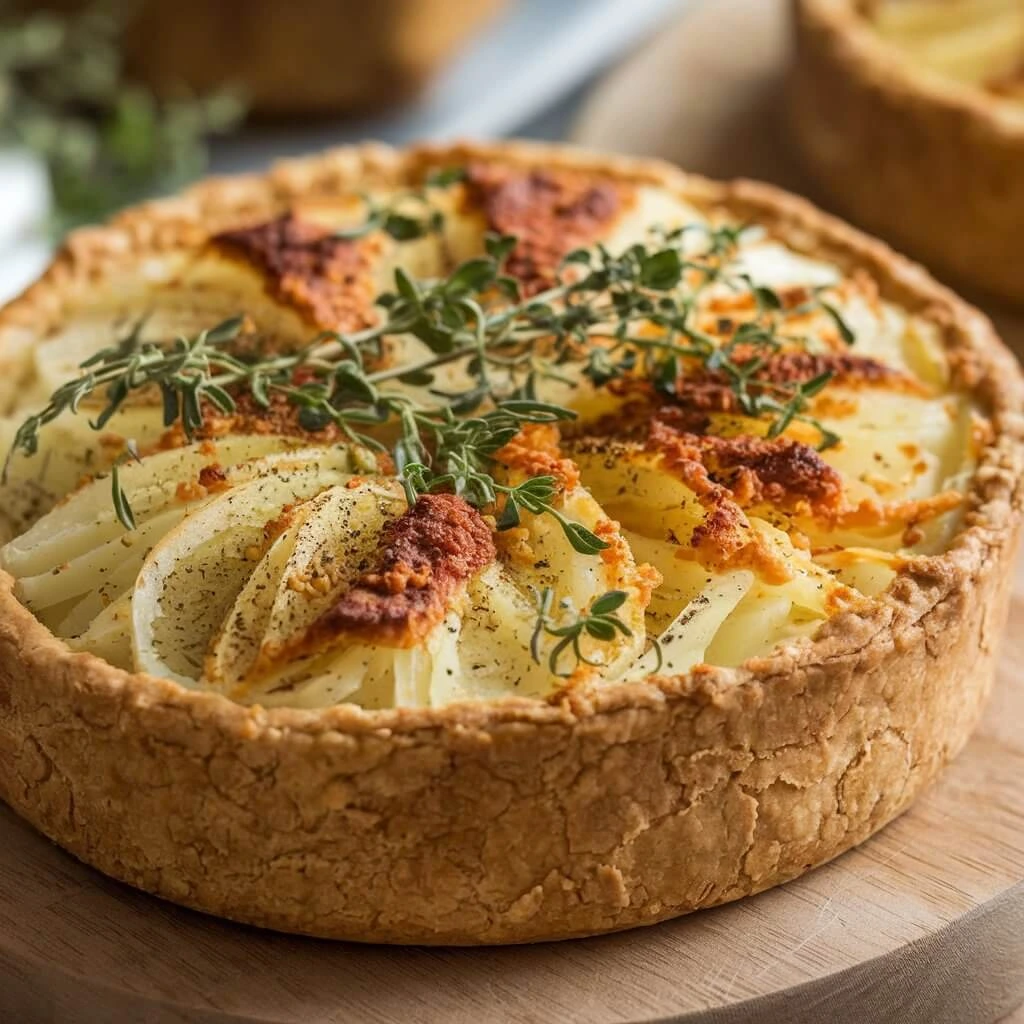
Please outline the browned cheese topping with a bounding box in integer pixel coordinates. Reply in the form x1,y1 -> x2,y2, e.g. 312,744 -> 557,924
299,493 -> 496,651
211,213 -> 379,332
647,420 -> 844,517
462,162 -> 628,295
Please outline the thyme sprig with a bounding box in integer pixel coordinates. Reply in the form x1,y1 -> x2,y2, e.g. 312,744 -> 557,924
334,167 -> 468,243
530,587 -> 651,678
5,214 -> 856,546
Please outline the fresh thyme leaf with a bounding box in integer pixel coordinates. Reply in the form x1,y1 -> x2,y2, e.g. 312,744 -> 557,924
424,166 -> 467,189
819,299 -> 856,346
485,233 -> 517,263
639,250 -> 683,291
110,461 -> 135,531
562,248 -> 593,266
335,176 -> 462,244
109,439 -> 141,531
529,587 -> 634,677
589,590 -> 628,616
560,520 -> 609,555
445,258 -> 497,297
753,284 -> 782,312
383,212 -> 431,242
6,216 -> 851,537
205,316 -> 247,344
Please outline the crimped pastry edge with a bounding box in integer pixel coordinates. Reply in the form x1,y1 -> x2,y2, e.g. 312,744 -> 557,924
0,140 -> 1020,944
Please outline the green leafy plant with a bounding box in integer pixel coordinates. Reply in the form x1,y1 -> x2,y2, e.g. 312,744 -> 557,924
0,0 -> 244,232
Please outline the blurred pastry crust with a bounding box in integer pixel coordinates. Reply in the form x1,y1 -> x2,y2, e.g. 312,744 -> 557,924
44,0 -> 506,115
790,0 -> 1024,305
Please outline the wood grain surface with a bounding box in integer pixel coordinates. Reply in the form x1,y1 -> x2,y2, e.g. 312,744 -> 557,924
0,2 -> 1022,1021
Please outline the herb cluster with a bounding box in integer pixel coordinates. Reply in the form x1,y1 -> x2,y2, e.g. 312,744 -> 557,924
5,210 -> 858,537
529,587 -> 654,678
4,191 -> 858,675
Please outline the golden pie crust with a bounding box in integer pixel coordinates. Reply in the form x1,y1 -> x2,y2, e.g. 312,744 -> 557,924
0,141 -> 1021,945
790,0 -> 1024,306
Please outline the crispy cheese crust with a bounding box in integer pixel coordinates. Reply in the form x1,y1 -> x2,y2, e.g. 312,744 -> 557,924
462,162 -> 627,295
0,141 -> 1020,945
211,214 -> 380,332
301,494 -> 496,652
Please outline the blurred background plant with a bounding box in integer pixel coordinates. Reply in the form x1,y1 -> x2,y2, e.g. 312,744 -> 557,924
0,0 -> 244,233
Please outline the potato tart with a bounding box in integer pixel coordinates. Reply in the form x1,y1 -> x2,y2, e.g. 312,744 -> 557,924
791,0 -> 1024,305
0,142 -> 1020,945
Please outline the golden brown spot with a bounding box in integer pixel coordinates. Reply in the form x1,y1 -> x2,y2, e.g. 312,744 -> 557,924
211,213 -> 379,332
602,352 -> 927,434
197,464 -> 230,493
463,162 -> 627,295
828,491 -> 963,531
646,419 -> 844,517
175,480 -> 208,502
495,423 -> 581,491
301,494 -> 495,650
262,504 -> 298,545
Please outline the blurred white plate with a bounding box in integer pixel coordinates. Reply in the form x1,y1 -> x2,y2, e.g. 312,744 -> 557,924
0,151 -> 51,304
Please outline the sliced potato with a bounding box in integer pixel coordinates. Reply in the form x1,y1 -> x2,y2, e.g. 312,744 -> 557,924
132,458 -> 361,684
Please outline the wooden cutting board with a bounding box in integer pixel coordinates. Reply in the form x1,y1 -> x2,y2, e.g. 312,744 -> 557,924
1,3 -> 1023,1021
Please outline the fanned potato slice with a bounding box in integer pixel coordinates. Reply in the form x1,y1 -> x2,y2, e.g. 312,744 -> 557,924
622,530 -> 714,632
132,457 -> 361,684
19,505 -> 188,632
239,644 -> 390,710
628,571 -> 754,678
433,566 -> 556,702
814,547 -> 903,599
624,516 -> 844,668
66,592 -> 134,669
206,480 -> 406,690
7,443 -> 358,637
571,446 -> 706,546
227,476 -> 651,710
1,435 -> 301,577
0,407 -> 169,539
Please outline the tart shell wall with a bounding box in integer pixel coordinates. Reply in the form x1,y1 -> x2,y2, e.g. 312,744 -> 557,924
790,0 -> 1024,307
0,142 -> 1021,944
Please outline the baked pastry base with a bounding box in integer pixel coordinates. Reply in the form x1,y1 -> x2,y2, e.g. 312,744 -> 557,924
2,615 -> 1023,1019
0,141 -> 1020,944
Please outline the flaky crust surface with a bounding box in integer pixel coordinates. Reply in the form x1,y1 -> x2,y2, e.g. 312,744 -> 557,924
790,0 -> 1024,306
0,141 -> 1021,944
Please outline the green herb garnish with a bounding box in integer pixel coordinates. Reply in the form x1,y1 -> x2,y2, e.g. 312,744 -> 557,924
530,587 -> 645,678
4,213 -> 856,544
